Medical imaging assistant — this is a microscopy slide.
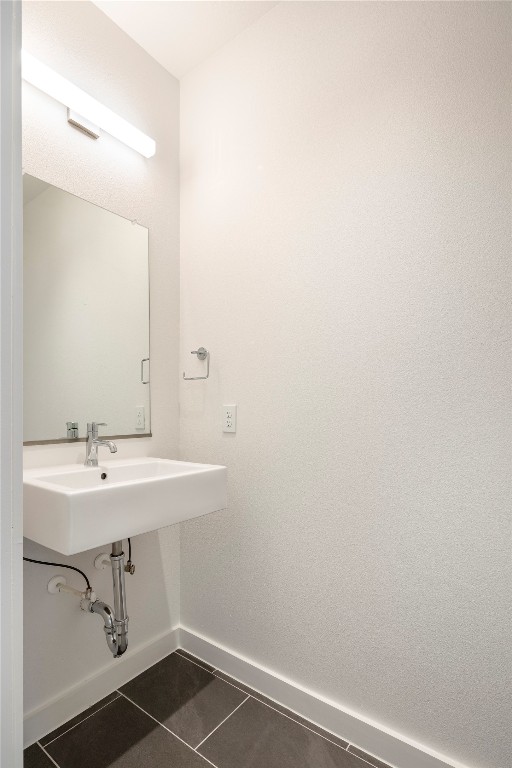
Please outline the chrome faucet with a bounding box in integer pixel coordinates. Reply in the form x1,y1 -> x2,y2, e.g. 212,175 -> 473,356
85,422 -> 117,466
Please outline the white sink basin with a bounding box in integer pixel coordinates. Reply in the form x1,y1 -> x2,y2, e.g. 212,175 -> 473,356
24,457 -> 227,555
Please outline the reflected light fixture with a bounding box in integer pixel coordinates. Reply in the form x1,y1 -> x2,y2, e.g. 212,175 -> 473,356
21,50 -> 156,158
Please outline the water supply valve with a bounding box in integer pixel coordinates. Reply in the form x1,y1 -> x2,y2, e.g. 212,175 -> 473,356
47,575 -> 96,603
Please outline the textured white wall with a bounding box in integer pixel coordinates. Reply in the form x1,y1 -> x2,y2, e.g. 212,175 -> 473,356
22,1 -> 180,716
179,4 -> 512,768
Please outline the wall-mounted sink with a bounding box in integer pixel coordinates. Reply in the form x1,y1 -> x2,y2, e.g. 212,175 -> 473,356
24,457 -> 227,555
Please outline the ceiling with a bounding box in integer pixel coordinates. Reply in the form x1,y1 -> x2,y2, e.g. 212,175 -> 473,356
92,1 -> 278,80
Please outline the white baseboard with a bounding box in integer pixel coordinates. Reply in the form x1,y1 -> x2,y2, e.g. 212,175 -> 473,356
179,627 -> 471,768
24,627 -> 179,748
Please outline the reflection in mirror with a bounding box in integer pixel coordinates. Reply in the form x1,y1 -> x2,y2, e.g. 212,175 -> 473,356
23,175 -> 150,444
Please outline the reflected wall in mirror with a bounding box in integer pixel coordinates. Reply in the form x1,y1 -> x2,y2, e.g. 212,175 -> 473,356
23,175 -> 150,443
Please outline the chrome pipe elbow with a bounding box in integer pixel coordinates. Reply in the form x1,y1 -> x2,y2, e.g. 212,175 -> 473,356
89,600 -> 127,658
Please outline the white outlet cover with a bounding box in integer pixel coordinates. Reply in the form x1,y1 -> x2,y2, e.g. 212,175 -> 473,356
223,405 -> 237,433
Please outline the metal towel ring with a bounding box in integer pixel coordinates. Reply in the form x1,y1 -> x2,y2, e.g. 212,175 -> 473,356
183,347 -> 210,380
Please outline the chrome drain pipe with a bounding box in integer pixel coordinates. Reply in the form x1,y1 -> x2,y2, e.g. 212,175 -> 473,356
110,540 -> 129,656
89,600 -> 119,656
84,541 -> 129,658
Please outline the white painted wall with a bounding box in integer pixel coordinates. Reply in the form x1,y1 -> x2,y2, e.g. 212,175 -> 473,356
179,4 -> 512,768
24,184 -> 150,442
22,0 -> 180,725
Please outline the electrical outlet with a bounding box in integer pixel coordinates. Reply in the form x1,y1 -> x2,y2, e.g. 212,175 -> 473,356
223,405 -> 237,433
135,406 -> 145,429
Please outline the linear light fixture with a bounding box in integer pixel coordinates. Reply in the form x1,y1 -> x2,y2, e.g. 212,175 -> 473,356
22,50 -> 156,158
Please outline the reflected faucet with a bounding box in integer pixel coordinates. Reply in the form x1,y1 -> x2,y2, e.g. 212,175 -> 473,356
85,422 -> 117,466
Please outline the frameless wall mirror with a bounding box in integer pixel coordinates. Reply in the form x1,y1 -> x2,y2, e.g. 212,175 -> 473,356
23,174 -> 150,444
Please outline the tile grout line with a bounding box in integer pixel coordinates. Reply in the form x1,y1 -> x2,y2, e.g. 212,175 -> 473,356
34,677 -> 390,768
176,650 -> 348,752
175,649 -> 215,674
212,669 -> 349,752
117,690 -> 221,768
41,693 -> 121,748
37,742 -> 61,768
194,695 -> 251,751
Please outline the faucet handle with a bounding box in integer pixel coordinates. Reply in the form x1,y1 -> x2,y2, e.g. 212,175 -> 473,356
87,422 -> 107,437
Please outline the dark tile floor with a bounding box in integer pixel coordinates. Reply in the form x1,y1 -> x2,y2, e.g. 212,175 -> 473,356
25,649 -> 394,768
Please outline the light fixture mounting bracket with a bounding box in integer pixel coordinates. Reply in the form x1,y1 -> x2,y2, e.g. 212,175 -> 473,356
67,108 -> 100,140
